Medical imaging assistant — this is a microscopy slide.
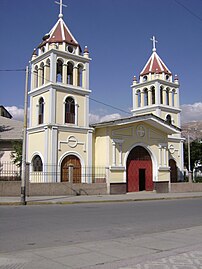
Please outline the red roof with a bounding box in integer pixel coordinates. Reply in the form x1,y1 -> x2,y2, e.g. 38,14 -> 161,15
140,51 -> 171,76
38,18 -> 79,48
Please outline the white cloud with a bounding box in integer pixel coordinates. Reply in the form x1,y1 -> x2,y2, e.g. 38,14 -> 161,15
5,106 -> 24,121
89,113 -> 121,124
181,102 -> 202,123
5,103 -> 202,125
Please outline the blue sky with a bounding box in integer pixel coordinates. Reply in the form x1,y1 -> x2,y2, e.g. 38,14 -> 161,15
1,0 -> 202,122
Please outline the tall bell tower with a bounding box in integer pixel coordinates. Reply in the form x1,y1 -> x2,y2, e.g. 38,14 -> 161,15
27,1 -> 93,182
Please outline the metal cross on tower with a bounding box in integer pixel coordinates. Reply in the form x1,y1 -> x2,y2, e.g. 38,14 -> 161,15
55,0 -> 67,18
150,36 -> 158,52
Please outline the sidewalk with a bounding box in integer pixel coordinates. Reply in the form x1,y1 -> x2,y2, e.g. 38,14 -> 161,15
1,191 -> 202,205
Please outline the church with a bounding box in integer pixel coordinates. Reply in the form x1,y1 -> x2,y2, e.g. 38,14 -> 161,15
27,1 -> 184,194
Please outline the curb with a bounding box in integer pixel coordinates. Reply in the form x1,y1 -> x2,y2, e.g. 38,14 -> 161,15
0,195 -> 202,206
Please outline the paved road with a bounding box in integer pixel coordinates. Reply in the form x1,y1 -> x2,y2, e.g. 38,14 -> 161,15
0,198 -> 202,268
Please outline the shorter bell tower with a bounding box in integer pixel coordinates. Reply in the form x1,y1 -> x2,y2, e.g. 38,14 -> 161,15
131,36 -> 181,128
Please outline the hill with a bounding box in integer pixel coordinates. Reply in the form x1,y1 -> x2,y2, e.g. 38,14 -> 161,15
181,121 -> 202,141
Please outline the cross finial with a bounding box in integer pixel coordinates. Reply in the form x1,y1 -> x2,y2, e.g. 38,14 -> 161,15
55,0 -> 67,18
150,36 -> 158,52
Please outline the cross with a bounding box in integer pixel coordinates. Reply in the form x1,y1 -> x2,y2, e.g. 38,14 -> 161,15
150,36 -> 158,52
55,0 -> 67,18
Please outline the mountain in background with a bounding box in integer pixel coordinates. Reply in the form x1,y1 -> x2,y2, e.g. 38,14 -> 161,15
181,121 -> 202,141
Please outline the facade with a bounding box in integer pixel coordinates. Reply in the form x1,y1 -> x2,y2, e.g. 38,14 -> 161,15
27,6 -> 184,193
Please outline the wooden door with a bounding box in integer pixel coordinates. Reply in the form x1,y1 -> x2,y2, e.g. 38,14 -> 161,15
61,155 -> 81,183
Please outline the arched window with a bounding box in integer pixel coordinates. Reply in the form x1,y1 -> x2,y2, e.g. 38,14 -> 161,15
166,114 -> 172,125
144,88 -> 148,106
151,86 -> 155,104
172,89 -> 175,107
32,155 -> 43,171
38,97 -> 44,124
56,59 -> 63,82
34,66 -> 38,88
77,64 -> 83,87
166,88 -> 169,105
160,86 -> 163,104
137,90 -> 141,107
67,62 -> 73,85
65,97 -> 75,124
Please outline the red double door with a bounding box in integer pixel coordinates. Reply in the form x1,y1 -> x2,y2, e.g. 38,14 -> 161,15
127,146 -> 153,192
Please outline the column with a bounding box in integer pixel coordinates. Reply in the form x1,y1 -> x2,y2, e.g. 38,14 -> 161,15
62,64 -> 67,84
44,127 -> 49,182
148,89 -> 152,106
163,146 -> 167,166
85,62 -> 89,90
155,82 -> 160,105
163,89 -> 167,105
134,91 -> 139,109
82,68 -> 86,89
112,142 -> 116,166
73,66 -> 78,86
119,143 -> 123,166
49,88 -> 56,124
175,88 -> 180,108
87,130 -> 93,183
141,89 -> 144,107
50,126 -> 58,182
169,90 -> 173,107
50,53 -> 57,83
44,63 -> 50,85
38,67 -> 42,87
159,145 -> 162,166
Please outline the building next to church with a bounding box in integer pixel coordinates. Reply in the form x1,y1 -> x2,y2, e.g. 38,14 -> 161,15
27,3 -> 184,194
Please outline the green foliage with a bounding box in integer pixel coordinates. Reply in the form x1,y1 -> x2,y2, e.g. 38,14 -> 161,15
194,177 -> 202,183
184,140 -> 202,171
10,141 -> 22,167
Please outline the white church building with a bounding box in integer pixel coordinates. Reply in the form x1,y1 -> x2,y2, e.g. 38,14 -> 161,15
27,1 -> 184,194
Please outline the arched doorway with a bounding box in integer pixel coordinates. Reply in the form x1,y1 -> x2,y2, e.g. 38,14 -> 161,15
169,159 -> 177,182
61,155 -> 81,183
127,146 -> 153,192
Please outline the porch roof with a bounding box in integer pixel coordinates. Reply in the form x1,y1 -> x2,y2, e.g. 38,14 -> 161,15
90,113 -> 181,135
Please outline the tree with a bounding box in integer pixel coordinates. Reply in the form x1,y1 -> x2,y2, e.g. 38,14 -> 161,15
10,141 -> 22,167
184,140 -> 202,171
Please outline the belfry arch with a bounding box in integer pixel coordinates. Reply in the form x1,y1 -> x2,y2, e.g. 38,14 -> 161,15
127,146 -> 153,192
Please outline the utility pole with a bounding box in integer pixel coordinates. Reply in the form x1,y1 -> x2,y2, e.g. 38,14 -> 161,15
188,134 -> 192,183
21,66 -> 29,205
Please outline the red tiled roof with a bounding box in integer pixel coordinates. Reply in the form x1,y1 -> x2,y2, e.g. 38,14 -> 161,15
140,51 -> 171,76
38,18 -> 79,47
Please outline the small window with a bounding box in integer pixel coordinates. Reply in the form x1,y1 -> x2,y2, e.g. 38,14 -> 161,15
166,75 -> 170,81
67,62 -> 73,85
67,45 -> 75,53
32,155 -> 43,172
56,59 -> 63,82
38,97 -> 44,124
166,114 -> 172,125
143,75 -> 147,82
151,86 -> 155,104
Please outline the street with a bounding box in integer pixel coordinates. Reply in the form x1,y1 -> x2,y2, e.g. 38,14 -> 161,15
0,198 -> 202,268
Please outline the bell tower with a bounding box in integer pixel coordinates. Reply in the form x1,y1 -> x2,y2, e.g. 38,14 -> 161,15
131,36 -> 181,128
27,1 -> 93,182
131,37 -> 184,181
